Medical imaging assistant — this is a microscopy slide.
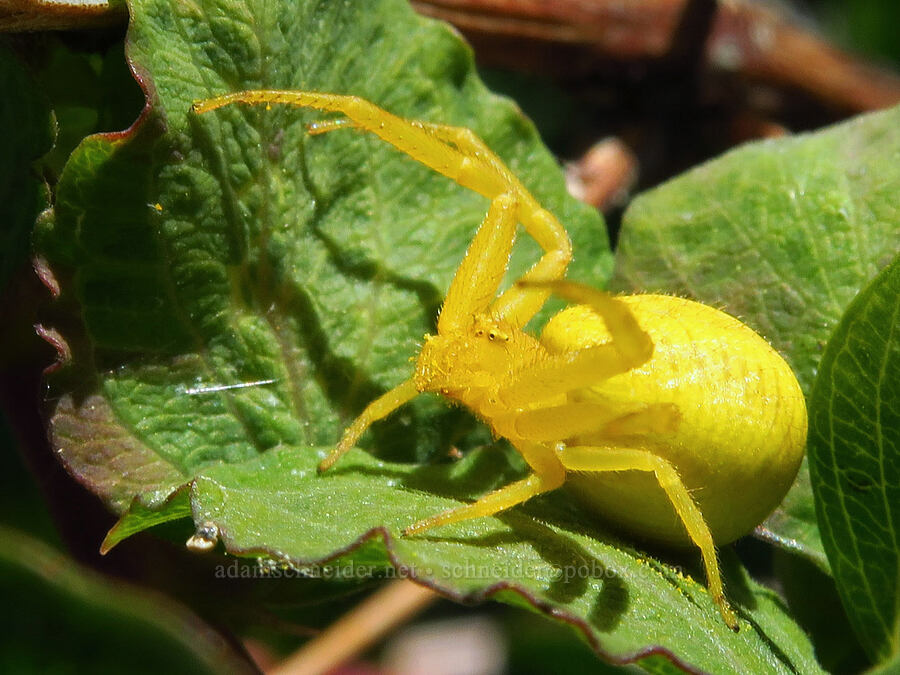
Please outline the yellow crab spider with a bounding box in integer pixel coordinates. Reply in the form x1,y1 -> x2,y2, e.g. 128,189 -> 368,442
193,90 -> 808,631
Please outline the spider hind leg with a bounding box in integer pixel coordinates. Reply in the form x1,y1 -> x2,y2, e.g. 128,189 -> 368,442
557,444 -> 739,631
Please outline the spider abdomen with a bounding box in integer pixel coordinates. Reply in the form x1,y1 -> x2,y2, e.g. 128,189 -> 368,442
541,294 -> 807,546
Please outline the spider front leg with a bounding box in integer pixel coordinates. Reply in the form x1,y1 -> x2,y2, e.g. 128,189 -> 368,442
438,193 -> 519,332
304,114 -> 524,331
193,90 -> 573,327
404,120 -> 574,326
557,445 -> 739,631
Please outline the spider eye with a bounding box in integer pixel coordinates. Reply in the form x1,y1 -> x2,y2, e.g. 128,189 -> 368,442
488,332 -> 496,340
475,329 -> 484,337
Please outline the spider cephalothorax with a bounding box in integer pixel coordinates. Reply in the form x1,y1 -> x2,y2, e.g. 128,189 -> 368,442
194,90 -> 808,631
413,314 -> 545,410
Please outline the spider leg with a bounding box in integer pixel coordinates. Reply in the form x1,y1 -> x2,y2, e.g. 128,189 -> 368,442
499,343 -> 638,408
499,281 -> 653,408
494,402 -> 680,441
193,90 -> 572,327
384,119 -> 572,328
529,280 -> 653,363
318,379 -> 419,472
415,123 -> 574,326
557,445 -> 739,631
308,117 -> 517,186
404,440 -> 564,535
403,474 -> 549,536
438,193 -> 518,332
601,404 -> 681,436
194,90 -> 477,187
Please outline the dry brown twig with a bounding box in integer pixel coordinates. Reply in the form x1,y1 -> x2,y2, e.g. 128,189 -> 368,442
267,580 -> 438,675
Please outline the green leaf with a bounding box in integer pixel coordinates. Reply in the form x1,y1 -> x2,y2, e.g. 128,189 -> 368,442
191,445 -> 822,673
38,0 -> 609,499
36,0 -> 609,500
100,488 -> 192,553
33,0 -> 825,669
807,255 -> 900,665
0,525 -> 256,674
614,106 -> 900,566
